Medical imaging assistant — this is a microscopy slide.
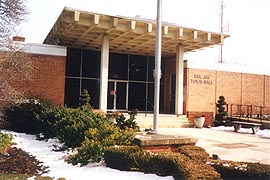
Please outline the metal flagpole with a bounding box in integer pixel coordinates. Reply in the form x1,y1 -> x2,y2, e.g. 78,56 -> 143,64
153,0 -> 162,133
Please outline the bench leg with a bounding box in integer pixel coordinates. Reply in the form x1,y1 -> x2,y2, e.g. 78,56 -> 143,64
233,124 -> 241,132
252,126 -> 260,134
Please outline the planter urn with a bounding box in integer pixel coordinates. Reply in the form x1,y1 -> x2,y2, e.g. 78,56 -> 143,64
194,116 -> 205,128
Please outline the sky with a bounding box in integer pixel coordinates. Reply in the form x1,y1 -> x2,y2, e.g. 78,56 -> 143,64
18,0 -> 270,69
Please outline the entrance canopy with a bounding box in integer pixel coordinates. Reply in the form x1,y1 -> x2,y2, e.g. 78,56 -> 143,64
44,7 -> 229,57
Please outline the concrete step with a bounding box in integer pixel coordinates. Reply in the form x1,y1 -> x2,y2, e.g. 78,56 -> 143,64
134,113 -> 192,129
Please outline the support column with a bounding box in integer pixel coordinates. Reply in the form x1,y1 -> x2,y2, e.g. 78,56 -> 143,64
175,44 -> 184,115
99,35 -> 109,112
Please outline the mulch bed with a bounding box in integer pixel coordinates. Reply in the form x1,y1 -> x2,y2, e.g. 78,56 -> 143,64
0,147 -> 48,175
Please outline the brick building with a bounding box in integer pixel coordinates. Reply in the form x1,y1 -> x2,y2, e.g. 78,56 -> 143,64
1,8 -> 268,125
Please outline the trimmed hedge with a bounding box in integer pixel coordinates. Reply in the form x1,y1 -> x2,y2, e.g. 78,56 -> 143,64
208,160 -> 270,180
104,146 -> 149,171
177,145 -> 210,162
104,145 -> 270,180
104,146 -> 221,180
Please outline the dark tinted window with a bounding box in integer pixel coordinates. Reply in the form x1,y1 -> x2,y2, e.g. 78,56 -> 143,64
66,48 -> 81,77
109,53 -> 128,80
147,56 -> 155,82
64,78 -> 80,108
81,79 -> 100,109
128,82 -> 146,111
146,82 -> 164,112
129,55 -> 147,81
82,50 -> 100,78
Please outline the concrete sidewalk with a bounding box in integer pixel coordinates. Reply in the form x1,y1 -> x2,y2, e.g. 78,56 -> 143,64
158,128 -> 270,164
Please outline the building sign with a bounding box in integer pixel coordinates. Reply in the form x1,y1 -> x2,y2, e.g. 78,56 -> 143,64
190,74 -> 213,85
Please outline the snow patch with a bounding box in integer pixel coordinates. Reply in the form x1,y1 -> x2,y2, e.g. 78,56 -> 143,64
2,130 -> 172,180
211,126 -> 270,139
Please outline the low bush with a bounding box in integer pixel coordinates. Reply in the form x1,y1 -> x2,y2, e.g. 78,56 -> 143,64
104,146 -> 221,180
0,132 -> 12,154
143,152 -> 178,176
39,105 -> 106,148
209,160 -> 270,180
104,146 -> 150,171
3,97 -> 52,134
177,145 -> 210,162
178,145 -> 270,180
4,98 -> 108,148
66,123 -> 137,166
173,154 -> 221,180
107,109 -> 139,130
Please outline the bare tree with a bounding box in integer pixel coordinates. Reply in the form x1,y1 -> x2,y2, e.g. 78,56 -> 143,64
0,0 -> 30,105
0,0 -> 28,46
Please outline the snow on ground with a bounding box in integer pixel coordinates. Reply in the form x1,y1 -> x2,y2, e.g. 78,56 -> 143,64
2,126 -> 269,179
210,126 -> 270,139
2,131 -> 173,180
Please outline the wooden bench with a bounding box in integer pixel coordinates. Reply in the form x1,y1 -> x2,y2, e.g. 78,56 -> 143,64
232,121 -> 262,134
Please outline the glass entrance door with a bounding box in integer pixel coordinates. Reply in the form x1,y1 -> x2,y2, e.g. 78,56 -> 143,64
107,81 -> 127,111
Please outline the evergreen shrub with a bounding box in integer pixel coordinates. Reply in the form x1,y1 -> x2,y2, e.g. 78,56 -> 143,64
104,146 -> 221,180
209,160 -> 270,180
114,109 -> 139,130
104,146 -> 149,171
214,95 -> 229,126
3,97 -> 108,148
177,145 -> 210,162
79,89 -> 91,106
143,152 -> 177,176
38,105 -> 106,148
66,122 -> 137,165
3,97 -> 52,134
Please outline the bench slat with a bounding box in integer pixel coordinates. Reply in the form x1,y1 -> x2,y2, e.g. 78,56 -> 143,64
232,121 -> 261,134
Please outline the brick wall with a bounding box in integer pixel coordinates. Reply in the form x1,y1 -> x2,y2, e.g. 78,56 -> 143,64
187,68 -> 270,124
265,76 -> 270,107
0,53 -> 66,109
241,73 -> 264,105
216,71 -> 241,104
187,111 -> 214,127
187,69 -> 216,113
28,54 -> 66,105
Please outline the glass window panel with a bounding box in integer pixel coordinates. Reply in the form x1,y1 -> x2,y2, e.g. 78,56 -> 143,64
160,82 -> 165,112
161,58 -> 165,83
82,50 -> 100,78
64,78 -> 80,108
147,83 -> 164,112
107,81 -> 127,110
128,82 -> 146,111
66,48 -> 81,77
107,82 -> 114,110
129,55 -> 147,81
116,82 -> 127,109
146,83 -> 154,112
109,53 -> 128,80
81,79 -> 100,109
147,56 -> 155,82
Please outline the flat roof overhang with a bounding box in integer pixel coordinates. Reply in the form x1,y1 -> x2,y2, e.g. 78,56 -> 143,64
44,7 -> 229,57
